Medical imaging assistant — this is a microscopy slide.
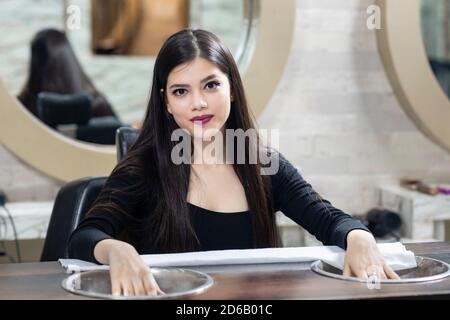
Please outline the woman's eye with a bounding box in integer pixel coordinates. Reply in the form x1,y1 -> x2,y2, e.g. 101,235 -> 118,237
205,81 -> 220,90
173,89 -> 187,96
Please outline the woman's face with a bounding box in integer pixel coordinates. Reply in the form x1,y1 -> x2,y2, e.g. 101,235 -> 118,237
165,57 -> 232,140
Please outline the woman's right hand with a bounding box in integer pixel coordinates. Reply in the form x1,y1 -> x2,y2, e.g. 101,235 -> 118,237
94,239 -> 164,296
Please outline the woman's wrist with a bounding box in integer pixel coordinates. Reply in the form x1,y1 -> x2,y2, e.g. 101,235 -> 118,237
94,239 -> 133,264
346,229 -> 376,248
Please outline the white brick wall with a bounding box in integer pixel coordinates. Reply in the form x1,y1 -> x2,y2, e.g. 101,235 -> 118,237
0,145 -> 62,202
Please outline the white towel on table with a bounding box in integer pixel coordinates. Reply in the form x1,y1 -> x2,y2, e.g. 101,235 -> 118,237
59,242 -> 417,273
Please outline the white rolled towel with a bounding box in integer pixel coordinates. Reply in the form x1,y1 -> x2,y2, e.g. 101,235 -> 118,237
59,242 -> 417,274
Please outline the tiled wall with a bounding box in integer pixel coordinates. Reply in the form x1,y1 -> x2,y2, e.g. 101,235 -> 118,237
1,0 -> 450,227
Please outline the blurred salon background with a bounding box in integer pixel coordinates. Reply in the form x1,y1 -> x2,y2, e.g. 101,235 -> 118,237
1,0 -> 450,263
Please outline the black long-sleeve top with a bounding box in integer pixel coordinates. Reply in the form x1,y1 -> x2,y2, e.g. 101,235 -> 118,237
68,153 -> 369,263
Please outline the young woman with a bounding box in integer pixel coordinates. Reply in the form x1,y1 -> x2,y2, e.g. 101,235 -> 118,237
68,29 -> 399,297
18,28 -> 117,119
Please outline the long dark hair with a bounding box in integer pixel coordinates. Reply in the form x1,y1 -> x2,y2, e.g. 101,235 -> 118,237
18,28 -> 116,118
92,29 -> 280,253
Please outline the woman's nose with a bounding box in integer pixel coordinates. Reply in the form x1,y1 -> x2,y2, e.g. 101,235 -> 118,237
191,92 -> 207,110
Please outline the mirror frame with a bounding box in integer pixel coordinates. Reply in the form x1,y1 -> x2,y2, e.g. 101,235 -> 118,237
376,0 -> 450,153
0,0 -> 296,182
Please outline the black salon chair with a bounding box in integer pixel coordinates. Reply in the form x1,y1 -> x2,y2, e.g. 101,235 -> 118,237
37,92 -> 125,145
40,177 -> 108,261
115,126 -> 140,162
40,127 -> 140,261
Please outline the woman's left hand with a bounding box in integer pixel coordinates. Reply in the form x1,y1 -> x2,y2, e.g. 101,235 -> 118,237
343,229 -> 400,280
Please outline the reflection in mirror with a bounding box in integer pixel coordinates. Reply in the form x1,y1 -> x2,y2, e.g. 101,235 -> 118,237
421,0 -> 450,99
17,29 -> 124,145
91,0 -> 188,56
0,0 -> 254,145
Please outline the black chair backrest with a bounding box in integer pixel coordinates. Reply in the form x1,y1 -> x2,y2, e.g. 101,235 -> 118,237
40,176 -> 108,261
37,92 -> 92,127
76,116 -> 124,145
116,126 -> 140,162
41,127 -> 139,261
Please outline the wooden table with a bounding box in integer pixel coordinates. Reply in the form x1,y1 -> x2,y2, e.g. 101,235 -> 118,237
1,242 -> 449,300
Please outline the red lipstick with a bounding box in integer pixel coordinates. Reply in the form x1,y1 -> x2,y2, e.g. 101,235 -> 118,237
190,114 -> 213,124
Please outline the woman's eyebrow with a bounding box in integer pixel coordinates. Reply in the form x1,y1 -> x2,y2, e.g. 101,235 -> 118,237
169,74 -> 219,89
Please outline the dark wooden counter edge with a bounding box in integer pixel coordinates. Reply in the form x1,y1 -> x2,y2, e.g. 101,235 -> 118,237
0,241 -> 449,300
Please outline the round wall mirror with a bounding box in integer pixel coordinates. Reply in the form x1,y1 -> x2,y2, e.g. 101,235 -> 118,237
421,0 -> 450,100
376,0 -> 450,153
0,0 -> 256,145
0,0 -> 296,181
